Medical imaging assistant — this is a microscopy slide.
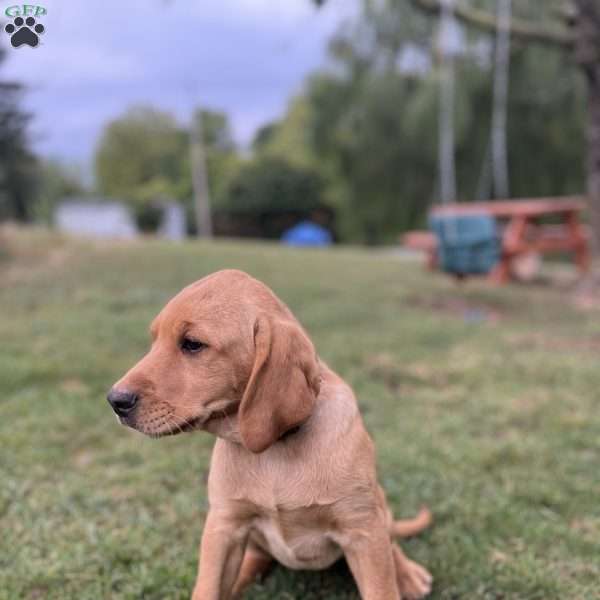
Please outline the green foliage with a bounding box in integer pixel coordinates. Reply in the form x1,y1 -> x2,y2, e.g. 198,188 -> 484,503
192,108 -> 242,209
506,47 -> 585,197
0,46 -> 37,222
198,109 -> 235,153
94,106 -> 240,232
308,70 -> 439,243
251,97 -> 345,233
94,105 -> 188,208
297,0 -> 586,243
135,203 -> 164,233
252,122 -> 279,152
33,160 -> 87,224
223,156 -> 324,216
254,97 -> 317,170
1,229 -> 599,598
462,0 -> 567,32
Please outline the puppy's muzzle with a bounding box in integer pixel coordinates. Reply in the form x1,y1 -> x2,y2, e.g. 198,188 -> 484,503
107,388 -> 139,418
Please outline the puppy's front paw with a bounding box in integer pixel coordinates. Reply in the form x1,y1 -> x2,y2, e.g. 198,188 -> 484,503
396,558 -> 432,599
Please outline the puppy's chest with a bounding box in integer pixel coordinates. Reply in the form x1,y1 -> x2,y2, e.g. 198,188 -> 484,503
250,503 -> 343,570
211,435 -> 357,569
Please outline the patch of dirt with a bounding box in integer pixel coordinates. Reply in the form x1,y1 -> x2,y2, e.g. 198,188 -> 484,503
365,353 -> 451,392
570,517 -> 600,543
406,293 -> 504,324
505,332 -> 600,354
507,390 -> 550,413
568,267 -> 600,312
72,450 -> 95,468
489,549 -> 510,565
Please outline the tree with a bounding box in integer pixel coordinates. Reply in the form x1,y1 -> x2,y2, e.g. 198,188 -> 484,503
221,157 -> 326,238
0,45 -> 37,222
307,70 -> 439,243
223,157 -> 324,216
95,105 -> 240,233
254,97 -> 319,169
95,105 -> 188,209
573,0 -> 600,252
407,0 -> 600,250
189,109 -> 240,210
34,160 -> 87,224
306,0 -> 585,243
252,123 -> 279,152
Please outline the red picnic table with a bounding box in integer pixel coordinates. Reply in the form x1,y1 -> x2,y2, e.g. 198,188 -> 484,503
403,197 -> 590,283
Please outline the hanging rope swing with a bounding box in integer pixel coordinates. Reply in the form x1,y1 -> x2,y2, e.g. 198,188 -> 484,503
430,0 -> 508,277
477,0 -> 513,200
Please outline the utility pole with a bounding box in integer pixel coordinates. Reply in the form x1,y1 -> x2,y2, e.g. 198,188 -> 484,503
190,110 -> 213,238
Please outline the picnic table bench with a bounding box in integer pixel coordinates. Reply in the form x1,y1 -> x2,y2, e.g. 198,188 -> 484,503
403,197 -> 590,283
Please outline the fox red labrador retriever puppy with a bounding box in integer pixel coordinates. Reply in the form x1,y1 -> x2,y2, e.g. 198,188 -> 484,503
108,269 -> 432,599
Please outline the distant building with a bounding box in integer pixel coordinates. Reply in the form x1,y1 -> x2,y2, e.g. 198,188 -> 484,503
54,199 -> 186,240
55,199 -> 137,239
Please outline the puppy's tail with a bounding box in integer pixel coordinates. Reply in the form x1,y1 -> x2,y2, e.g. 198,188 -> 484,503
391,507 -> 433,538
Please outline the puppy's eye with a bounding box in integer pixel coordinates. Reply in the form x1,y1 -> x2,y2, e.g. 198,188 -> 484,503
180,337 -> 207,354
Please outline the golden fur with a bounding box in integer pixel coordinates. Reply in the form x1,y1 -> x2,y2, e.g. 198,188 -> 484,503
109,269 -> 432,599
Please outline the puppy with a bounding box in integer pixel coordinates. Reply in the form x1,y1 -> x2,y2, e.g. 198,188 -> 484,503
108,269 -> 432,599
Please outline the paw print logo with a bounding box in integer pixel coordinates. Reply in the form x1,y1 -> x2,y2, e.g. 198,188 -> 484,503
4,16 -> 45,48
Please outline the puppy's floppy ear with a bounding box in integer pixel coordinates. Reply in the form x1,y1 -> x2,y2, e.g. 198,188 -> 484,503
239,314 -> 321,453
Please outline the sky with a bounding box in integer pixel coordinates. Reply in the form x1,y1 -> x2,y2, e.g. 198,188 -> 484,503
2,0 -> 358,171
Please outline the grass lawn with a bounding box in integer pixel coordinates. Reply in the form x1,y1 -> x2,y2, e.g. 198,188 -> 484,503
1,227 -> 599,600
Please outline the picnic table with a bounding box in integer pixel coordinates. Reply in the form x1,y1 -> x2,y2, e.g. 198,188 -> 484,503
404,197 -> 590,283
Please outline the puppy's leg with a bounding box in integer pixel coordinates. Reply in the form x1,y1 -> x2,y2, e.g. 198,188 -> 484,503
192,510 -> 248,600
392,544 -> 432,600
342,522 -> 401,600
391,507 -> 433,539
230,543 -> 273,599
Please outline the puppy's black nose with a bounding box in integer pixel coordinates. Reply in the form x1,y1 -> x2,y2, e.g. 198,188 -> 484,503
107,388 -> 138,417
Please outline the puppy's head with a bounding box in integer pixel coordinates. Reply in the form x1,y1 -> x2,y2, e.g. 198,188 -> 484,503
107,270 -> 321,453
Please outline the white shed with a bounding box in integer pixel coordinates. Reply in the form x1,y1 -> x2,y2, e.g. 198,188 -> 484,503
55,199 -> 138,239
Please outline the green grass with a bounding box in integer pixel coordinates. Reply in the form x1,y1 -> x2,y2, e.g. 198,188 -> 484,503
1,227 -> 599,599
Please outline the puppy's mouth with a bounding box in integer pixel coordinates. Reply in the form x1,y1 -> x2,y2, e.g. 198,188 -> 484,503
167,411 -> 236,437
122,410 -> 228,438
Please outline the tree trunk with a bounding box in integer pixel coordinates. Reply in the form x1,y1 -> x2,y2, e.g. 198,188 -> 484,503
574,0 -> 600,254
13,189 -> 30,222
585,69 -> 600,254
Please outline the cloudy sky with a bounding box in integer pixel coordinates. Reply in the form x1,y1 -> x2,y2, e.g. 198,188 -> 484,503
2,0 -> 357,170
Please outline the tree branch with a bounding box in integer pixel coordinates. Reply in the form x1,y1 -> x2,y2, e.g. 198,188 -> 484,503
411,0 -> 575,49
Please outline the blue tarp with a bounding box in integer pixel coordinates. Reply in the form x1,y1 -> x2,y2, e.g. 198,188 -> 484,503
429,213 -> 500,275
281,221 -> 333,247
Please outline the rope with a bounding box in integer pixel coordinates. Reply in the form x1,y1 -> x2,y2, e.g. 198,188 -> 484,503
438,0 -> 457,205
491,0 -> 512,199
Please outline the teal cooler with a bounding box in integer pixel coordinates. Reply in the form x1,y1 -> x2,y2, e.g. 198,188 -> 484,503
429,214 -> 501,275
